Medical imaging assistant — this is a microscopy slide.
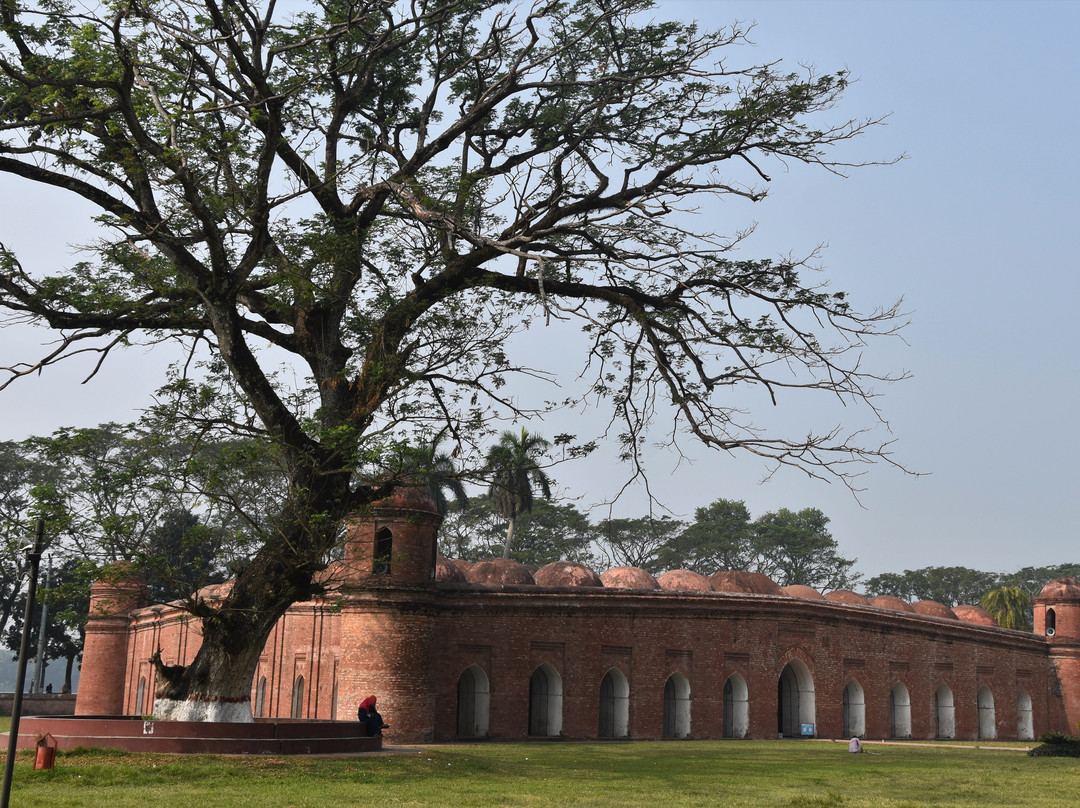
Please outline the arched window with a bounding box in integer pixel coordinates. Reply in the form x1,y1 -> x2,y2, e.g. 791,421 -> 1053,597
663,673 -> 691,739
1046,608 -> 1057,636
722,674 -> 749,739
777,660 -> 815,738
890,682 -> 912,739
255,675 -> 267,718
842,680 -> 865,738
292,675 -> 305,719
935,684 -> 955,739
374,527 -> 393,575
457,665 -> 491,738
977,686 -> 996,740
1017,688 -> 1034,741
599,668 -> 630,738
528,664 -> 563,737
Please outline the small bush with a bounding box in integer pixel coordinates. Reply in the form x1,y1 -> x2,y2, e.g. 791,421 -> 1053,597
1028,732 -> 1080,757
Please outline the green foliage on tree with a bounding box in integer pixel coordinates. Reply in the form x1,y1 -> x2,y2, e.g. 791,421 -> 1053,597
864,566 -> 1000,607
981,585 -> 1033,631
139,509 -> 229,603
751,507 -> 858,590
1000,565 -> 1080,598
3,557 -> 89,694
0,439 -> 54,639
597,515 -> 686,574
439,495 -> 595,569
655,499 -> 751,574
0,0 -> 906,712
485,429 -> 553,559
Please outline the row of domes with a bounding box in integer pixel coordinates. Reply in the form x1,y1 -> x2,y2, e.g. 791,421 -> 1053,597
436,557 -> 999,626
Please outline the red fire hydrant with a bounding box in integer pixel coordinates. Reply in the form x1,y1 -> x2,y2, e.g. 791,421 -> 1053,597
33,733 -> 57,771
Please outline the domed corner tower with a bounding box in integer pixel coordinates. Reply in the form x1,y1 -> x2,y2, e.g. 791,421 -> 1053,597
75,564 -> 148,716
1034,577 -> 1080,733
341,483 -> 443,588
338,484 -> 443,743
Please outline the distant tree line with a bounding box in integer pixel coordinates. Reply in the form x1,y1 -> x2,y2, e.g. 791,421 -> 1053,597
0,423 -> 1074,688
440,495 -> 860,592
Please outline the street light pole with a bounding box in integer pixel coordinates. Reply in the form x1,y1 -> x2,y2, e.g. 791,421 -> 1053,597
1,519 -> 46,808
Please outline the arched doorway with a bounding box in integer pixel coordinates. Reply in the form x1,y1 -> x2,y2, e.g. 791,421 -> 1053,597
842,680 -> 865,738
1017,688 -> 1034,740
457,665 -> 491,738
254,675 -> 267,718
935,685 -> 955,739
529,664 -> 563,737
722,673 -> 749,739
291,675 -> 305,718
599,668 -> 630,738
777,660 -> 815,738
663,673 -> 691,738
977,686 -> 996,740
890,682 -> 912,739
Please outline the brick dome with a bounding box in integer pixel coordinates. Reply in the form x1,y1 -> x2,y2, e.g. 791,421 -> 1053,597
656,569 -> 713,592
466,558 -> 535,585
1037,577 -> 1080,600
377,484 -> 440,514
783,585 -> 825,600
313,560 -> 346,588
954,604 -> 997,626
194,581 -> 234,601
599,566 -> 660,589
534,561 -> 602,587
868,595 -> 915,613
912,601 -> 958,620
824,589 -> 869,606
709,570 -> 784,595
435,556 -> 467,583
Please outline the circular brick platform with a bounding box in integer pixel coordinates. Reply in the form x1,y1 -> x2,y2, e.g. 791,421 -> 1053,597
5,715 -> 381,755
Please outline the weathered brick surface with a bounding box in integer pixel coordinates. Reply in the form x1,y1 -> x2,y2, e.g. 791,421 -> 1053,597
77,505 -> 1080,744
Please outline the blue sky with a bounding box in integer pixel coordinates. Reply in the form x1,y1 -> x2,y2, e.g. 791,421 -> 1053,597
1,1 -> 1077,581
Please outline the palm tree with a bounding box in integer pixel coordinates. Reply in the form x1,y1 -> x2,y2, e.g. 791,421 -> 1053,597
394,437 -> 468,517
981,585 -> 1032,631
485,428 -> 552,559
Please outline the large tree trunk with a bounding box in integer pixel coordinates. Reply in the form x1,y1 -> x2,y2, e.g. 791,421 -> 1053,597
150,469 -> 362,721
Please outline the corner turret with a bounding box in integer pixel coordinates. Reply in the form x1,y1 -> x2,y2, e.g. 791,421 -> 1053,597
75,564 -> 147,715
342,484 -> 442,587
1034,577 -> 1080,733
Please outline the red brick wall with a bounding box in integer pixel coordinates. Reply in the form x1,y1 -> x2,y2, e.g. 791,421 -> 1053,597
77,512 -> 1079,745
422,588 -> 1054,742
83,580 -> 1065,743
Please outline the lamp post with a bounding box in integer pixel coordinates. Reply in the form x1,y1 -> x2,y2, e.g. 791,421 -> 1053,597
1,519 -> 46,808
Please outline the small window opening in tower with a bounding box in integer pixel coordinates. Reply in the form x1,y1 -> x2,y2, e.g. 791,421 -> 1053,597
1047,607 -> 1057,636
374,527 -> 393,575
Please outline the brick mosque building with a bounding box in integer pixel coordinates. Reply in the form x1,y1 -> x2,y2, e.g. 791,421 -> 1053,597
76,487 -> 1080,743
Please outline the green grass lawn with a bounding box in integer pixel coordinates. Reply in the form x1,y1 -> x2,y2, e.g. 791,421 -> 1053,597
1,737 -> 1075,808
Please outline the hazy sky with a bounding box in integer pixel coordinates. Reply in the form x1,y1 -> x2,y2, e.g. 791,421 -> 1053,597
1,1 -> 1077,581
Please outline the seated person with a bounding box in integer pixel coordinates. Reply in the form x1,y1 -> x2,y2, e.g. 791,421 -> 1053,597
357,694 -> 389,736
